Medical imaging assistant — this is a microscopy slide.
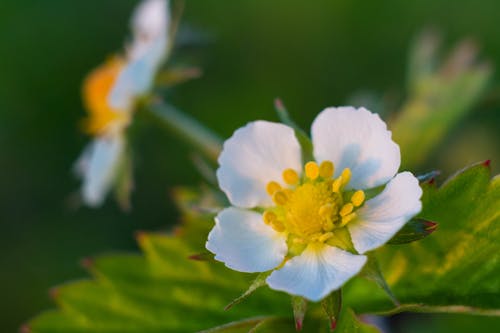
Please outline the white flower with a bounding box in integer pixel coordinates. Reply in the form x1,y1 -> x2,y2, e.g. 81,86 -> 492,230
206,107 -> 422,301
76,0 -> 170,207
109,0 -> 170,110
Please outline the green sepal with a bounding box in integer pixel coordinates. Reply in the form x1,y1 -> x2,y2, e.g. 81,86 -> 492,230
155,66 -> 202,88
360,254 -> 399,306
113,144 -> 133,212
387,218 -> 438,245
321,289 -> 342,331
326,227 -> 356,253
274,98 -> 314,163
291,296 -> 308,331
224,272 -> 271,311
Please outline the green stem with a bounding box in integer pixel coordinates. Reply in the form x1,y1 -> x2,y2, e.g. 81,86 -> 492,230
146,98 -> 223,163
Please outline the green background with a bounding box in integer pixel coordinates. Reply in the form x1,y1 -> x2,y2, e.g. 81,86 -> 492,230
0,0 -> 498,331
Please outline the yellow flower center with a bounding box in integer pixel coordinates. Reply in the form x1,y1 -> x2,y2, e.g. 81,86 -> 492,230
82,57 -> 130,136
263,161 -> 366,245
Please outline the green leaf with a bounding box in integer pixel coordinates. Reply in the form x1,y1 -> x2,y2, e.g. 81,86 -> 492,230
199,308 -> 380,333
345,161 -> 500,315
25,162 -> 500,332
26,229 -> 291,333
392,31 -> 492,169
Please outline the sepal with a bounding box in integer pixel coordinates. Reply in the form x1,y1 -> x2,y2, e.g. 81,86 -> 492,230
387,218 -> 437,245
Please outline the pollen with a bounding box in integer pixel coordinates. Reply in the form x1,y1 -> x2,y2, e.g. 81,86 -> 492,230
271,220 -> 286,232
339,203 -> 354,217
305,161 -> 320,180
282,169 -> 299,185
272,190 -> 288,206
319,161 -> 334,178
266,181 -> 282,196
263,211 -> 277,225
263,160 -> 364,248
331,177 -> 343,193
351,190 -> 365,207
82,57 -> 129,136
340,212 -> 357,227
340,168 -> 352,186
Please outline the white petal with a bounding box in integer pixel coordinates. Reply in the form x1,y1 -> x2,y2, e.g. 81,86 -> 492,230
132,0 -> 169,41
79,135 -> 125,207
348,172 -> 422,254
206,207 -> 287,273
109,0 -> 170,110
109,39 -> 167,109
266,244 -> 367,302
217,121 -> 302,208
311,107 -> 400,190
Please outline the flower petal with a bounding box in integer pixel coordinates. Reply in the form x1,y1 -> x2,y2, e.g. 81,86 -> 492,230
131,0 -> 169,41
266,244 -> 367,301
217,121 -> 302,208
311,107 -> 400,190
109,0 -> 170,110
348,172 -> 423,254
206,207 -> 287,273
79,135 -> 125,207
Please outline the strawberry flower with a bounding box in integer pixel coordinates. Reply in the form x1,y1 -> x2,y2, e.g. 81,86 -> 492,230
75,0 -> 170,207
206,107 -> 422,301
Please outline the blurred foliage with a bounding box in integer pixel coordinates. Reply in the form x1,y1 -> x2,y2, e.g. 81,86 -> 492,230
391,31 -> 492,170
25,162 -> 499,332
1,0 -> 499,331
345,162 -> 500,314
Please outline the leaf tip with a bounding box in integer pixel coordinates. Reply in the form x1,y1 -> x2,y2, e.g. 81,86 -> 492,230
188,252 -> 213,261
292,296 -> 307,332
49,287 -> 60,300
329,318 -> 337,331
295,318 -> 303,331
19,324 -> 31,333
423,220 -> 438,234
135,230 -> 148,244
274,97 -> 285,112
80,257 -> 94,269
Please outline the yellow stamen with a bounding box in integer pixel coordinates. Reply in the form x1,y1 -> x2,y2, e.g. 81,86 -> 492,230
322,219 -> 334,232
272,190 -> 288,206
341,168 -> 352,186
263,211 -> 277,225
305,161 -> 319,180
82,57 -> 128,135
266,181 -> 281,196
319,161 -> 334,178
339,203 -> 354,217
318,232 -> 334,243
282,168 -> 299,185
271,220 -> 286,232
340,212 -> 357,227
292,237 -> 306,244
351,190 -> 365,207
318,204 -> 333,217
331,177 -> 343,193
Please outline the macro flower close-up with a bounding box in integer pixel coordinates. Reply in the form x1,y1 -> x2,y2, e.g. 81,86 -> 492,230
2,1 -> 499,332
75,0 -> 170,207
207,107 -> 423,301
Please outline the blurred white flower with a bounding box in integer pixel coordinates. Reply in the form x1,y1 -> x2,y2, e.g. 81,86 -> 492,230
76,0 -> 170,207
110,0 -> 171,110
206,107 -> 422,301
